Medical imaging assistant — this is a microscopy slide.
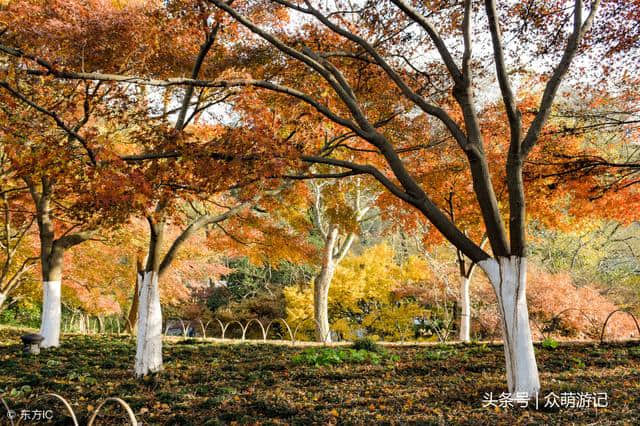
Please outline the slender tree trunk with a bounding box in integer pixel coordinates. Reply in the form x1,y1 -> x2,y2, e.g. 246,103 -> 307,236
126,272 -> 142,334
67,312 -> 73,332
479,256 -> 540,395
0,291 -> 6,311
313,260 -> 335,343
313,226 -> 339,343
458,274 -> 471,342
458,261 -> 478,343
135,270 -> 162,376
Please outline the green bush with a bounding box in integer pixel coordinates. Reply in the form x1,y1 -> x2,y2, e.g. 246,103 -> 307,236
467,343 -> 491,355
292,347 -> 398,367
419,345 -> 457,361
542,337 -> 559,350
0,304 -> 41,328
628,346 -> 640,359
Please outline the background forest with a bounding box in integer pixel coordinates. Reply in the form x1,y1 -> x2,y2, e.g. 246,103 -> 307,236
1,199 -> 638,343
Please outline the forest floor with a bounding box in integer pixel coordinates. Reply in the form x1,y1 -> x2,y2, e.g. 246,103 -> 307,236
1,326 -> 639,425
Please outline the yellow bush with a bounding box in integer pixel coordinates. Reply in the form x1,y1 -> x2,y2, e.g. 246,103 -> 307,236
284,243 -> 432,340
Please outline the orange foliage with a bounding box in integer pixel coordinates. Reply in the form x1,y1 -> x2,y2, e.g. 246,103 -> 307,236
473,264 -> 638,340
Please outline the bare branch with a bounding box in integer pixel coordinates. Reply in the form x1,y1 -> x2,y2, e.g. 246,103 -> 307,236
390,0 -> 463,81
484,0 -> 522,147
521,0 -> 601,157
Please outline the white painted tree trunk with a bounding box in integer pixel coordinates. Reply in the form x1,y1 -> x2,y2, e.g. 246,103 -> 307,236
479,256 -> 540,395
459,275 -> 471,343
40,280 -> 62,348
135,271 -> 163,377
314,261 -> 335,343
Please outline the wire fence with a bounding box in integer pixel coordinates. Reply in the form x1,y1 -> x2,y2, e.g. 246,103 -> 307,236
59,306 -> 640,345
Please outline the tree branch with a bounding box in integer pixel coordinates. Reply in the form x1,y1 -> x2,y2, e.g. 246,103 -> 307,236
0,81 -> 97,165
521,0 -> 601,157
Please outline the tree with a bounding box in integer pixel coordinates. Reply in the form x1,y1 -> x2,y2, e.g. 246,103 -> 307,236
202,0 -> 608,394
0,73 -> 152,347
285,243 -> 431,341
308,177 -> 375,342
1,0 -> 297,371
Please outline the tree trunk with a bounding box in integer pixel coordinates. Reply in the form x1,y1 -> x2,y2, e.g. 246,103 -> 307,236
68,312 -> 76,332
39,244 -> 63,348
135,271 -> 163,377
313,226 -> 338,343
458,275 -> 471,342
40,280 -> 62,347
479,256 -> 540,395
77,314 -> 84,333
313,260 -> 335,343
0,291 -> 6,311
126,272 -> 142,334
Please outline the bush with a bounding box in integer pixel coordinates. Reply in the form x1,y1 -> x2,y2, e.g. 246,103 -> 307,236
542,337 -> 559,349
418,344 -> 458,361
291,347 -> 398,367
351,337 -> 382,353
0,304 -> 40,328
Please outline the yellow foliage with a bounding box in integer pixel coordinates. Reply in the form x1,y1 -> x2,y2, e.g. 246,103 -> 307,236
284,243 -> 432,339
282,285 -> 313,325
362,302 -> 426,341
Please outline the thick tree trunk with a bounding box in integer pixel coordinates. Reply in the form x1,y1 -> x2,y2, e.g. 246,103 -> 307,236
313,260 -> 335,343
458,275 -> 471,342
479,256 -> 540,395
28,177 -> 94,349
135,271 -> 163,377
40,247 -> 63,348
40,280 -> 62,347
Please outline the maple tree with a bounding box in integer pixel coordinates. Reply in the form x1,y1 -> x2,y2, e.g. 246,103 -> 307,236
199,0 -> 638,394
395,93 -> 606,343
0,0 -> 302,374
0,71 -> 154,347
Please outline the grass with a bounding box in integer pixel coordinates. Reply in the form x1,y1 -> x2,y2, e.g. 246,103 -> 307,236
1,325 -> 640,424
292,347 -> 399,366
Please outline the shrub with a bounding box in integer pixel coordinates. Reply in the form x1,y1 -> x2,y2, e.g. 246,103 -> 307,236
542,337 -> 559,349
291,347 -> 398,367
475,264 -> 638,340
351,337 -> 382,353
419,344 -> 457,361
